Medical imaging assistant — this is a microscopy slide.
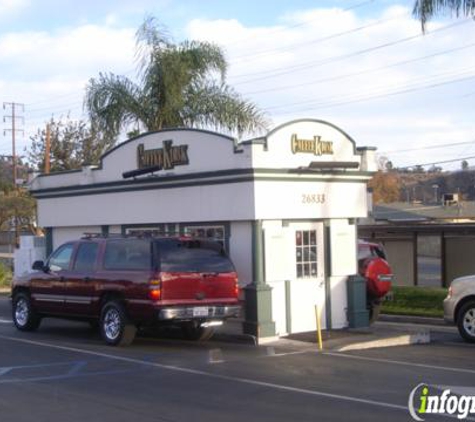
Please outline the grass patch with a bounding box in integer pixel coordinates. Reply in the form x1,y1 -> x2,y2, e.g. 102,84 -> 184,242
0,262 -> 12,290
382,286 -> 447,318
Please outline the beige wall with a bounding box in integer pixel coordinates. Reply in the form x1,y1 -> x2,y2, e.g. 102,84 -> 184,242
382,240 -> 415,286
445,237 -> 475,282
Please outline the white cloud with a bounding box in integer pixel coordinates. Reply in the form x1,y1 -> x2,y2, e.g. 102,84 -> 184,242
1,3 -> 474,170
185,6 -> 475,169
0,23 -> 137,153
0,0 -> 28,17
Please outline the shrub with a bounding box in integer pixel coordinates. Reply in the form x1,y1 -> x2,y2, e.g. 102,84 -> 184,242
0,262 -> 12,288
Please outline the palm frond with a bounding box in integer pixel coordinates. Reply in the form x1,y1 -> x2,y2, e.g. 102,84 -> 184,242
183,82 -> 269,137
135,16 -> 171,79
84,73 -> 147,138
84,16 -> 269,139
413,0 -> 475,30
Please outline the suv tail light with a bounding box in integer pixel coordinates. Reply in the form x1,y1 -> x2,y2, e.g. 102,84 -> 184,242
149,278 -> 161,301
234,276 -> 239,298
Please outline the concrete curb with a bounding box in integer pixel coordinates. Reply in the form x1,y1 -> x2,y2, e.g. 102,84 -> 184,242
379,313 -> 445,326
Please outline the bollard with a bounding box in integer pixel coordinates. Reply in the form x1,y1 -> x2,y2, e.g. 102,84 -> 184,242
315,305 -> 323,351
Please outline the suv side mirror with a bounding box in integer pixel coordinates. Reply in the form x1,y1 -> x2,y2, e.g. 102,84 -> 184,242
32,260 -> 47,272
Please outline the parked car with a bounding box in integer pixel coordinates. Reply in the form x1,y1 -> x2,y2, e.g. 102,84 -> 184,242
11,236 -> 241,346
358,240 -> 393,323
444,275 -> 475,343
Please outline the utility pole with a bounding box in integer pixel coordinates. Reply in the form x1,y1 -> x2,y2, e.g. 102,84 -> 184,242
3,102 -> 25,247
3,102 -> 25,185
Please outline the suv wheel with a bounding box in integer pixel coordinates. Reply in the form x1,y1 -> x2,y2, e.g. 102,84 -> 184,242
12,292 -> 41,331
181,322 -> 214,341
100,301 -> 136,346
457,301 -> 475,343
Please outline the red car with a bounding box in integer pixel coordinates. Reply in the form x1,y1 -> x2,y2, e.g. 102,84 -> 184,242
11,236 -> 241,346
358,240 -> 393,322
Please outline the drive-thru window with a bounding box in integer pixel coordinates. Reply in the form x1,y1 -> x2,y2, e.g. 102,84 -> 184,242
28,119 -> 377,341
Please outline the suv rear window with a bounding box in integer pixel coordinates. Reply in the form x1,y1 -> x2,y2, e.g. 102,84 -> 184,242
156,239 -> 235,273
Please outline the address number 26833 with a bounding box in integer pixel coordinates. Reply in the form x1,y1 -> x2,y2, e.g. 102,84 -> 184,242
302,194 -> 326,204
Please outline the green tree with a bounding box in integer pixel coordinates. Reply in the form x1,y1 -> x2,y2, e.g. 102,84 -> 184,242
85,17 -> 268,140
0,189 -> 36,234
413,0 -> 475,30
28,116 -> 115,172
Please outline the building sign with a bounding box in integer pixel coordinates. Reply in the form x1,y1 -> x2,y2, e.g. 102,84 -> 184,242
291,134 -> 334,156
137,140 -> 189,171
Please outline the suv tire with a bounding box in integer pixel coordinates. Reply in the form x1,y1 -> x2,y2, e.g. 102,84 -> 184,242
181,322 -> 214,341
457,301 -> 475,343
100,300 -> 137,346
12,292 -> 41,331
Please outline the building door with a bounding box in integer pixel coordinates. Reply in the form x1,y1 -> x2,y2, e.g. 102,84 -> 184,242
289,222 -> 326,333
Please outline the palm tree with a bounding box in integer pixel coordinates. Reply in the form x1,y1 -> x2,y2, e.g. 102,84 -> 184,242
85,17 -> 268,140
413,0 -> 475,30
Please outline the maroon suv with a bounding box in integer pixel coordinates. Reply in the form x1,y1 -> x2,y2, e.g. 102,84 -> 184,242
11,236 -> 241,346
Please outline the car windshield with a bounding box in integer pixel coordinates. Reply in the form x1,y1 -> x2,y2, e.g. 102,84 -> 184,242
156,239 -> 235,273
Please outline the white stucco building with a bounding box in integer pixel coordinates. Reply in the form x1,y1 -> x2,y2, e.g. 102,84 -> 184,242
29,119 -> 377,340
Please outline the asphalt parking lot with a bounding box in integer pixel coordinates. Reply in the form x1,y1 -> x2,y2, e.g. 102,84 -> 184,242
0,295 -> 473,422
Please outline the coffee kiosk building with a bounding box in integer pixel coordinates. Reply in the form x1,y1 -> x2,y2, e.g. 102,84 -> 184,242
30,119 -> 377,340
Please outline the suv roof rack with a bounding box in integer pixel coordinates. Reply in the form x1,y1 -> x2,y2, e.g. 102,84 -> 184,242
81,231 -> 222,241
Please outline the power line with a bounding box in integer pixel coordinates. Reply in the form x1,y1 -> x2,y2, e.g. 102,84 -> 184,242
380,141 -> 475,155
229,9 -> 401,63
269,69 -> 475,114
231,18 -> 472,84
241,41 -> 475,96
223,0 -> 376,48
399,155 -> 475,169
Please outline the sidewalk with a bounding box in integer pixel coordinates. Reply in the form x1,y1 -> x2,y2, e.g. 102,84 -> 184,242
214,318 -> 432,351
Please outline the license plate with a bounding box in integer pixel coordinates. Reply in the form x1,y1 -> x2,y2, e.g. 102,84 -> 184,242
193,307 -> 209,317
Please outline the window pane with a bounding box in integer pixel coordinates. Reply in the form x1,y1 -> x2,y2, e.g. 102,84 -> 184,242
296,231 -> 302,246
74,243 -> 98,272
311,263 -> 318,276
303,247 -> 310,262
104,239 -> 151,270
311,246 -> 317,262
297,264 -> 303,278
303,231 -> 309,246
49,244 -> 74,271
296,248 -> 302,262
304,263 -> 310,277
310,231 -> 316,245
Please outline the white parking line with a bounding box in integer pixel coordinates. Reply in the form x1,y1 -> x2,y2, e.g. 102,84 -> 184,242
324,351 -> 475,375
0,334 -> 410,415
441,341 -> 475,348
0,318 -> 11,324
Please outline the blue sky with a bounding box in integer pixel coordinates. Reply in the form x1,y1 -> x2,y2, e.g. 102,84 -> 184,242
1,0 -> 474,170
1,0 -> 402,32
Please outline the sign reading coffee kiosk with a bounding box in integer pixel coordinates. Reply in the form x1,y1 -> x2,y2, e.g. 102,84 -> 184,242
28,119 -> 377,343
137,140 -> 189,171
291,134 -> 334,156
